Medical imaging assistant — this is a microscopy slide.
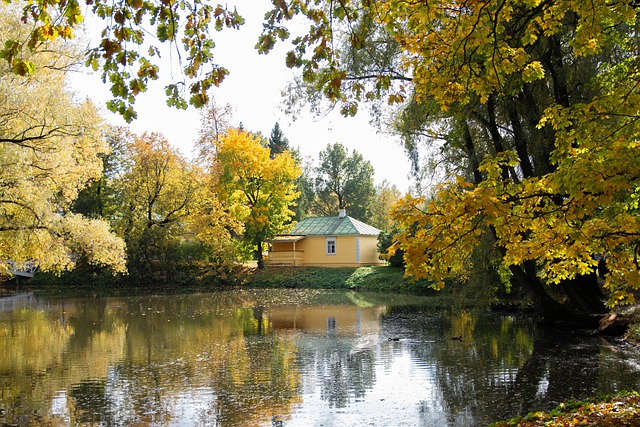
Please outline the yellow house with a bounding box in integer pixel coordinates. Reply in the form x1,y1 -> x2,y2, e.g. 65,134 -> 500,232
267,209 -> 384,267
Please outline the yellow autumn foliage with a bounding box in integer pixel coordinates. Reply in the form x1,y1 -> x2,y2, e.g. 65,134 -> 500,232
213,129 -> 301,259
257,0 -> 640,308
0,8 -> 126,275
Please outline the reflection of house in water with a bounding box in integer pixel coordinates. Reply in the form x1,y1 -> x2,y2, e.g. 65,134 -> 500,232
267,305 -> 386,337
0,292 -> 37,311
268,305 -> 385,409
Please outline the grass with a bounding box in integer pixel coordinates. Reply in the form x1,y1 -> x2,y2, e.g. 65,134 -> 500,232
490,391 -> 640,427
18,264 -> 435,297
245,266 -> 518,311
245,265 -> 438,294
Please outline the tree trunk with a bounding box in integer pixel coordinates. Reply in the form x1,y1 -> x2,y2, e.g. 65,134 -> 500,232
509,261 -> 565,319
561,272 -> 607,315
506,100 -> 534,178
256,240 -> 265,270
462,119 -> 483,185
544,35 -> 571,108
509,260 -> 604,328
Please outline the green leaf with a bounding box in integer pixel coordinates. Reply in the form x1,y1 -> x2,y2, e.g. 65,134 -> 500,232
12,59 -> 35,76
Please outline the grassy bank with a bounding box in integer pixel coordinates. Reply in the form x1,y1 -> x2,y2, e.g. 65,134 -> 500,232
246,266 -> 437,293
13,265 -> 461,301
18,261 -> 248,297
490,391 -> 640,426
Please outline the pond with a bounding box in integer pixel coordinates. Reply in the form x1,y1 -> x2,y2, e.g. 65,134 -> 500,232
1,289 -> 640,426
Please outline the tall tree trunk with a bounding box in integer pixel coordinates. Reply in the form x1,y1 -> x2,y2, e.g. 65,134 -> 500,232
465,106 -> 605,327
509,261 -> 565,319
561,272 -> 607,314
256,240 -> 265,270
462,119 -> 483,185
506,100 -> 534,178
518,86 -> 555,175
472,96 -> 511,180
544,35 -> 571,108
509,260 -> 603,327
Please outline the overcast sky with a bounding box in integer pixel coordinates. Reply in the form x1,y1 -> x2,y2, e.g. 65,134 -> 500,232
70,1 -> 413,192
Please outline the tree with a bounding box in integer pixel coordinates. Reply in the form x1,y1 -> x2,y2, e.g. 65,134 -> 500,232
369,180 -> 402,231
77,127 -> 241,278
314,143 -> 375,222
186,187 -> 244,265
194,98 -> 235,165
114,132 -> 203,273
377,229 -> 404,268
268,122 -> 290,158
267,124 -> 313,221
72,126 -> 132,220
1,0 -> 244,122
291,153 -> 315,222
214,128 -> 301,269
372,182 -> 404,268
260,1 -> 640,323
0,7 -> 126,276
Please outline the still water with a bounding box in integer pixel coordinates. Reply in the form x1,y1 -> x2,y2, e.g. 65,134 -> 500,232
1,289 -> 640,426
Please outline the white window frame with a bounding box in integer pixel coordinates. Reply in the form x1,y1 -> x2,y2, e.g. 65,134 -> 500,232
326,237 -> 337,255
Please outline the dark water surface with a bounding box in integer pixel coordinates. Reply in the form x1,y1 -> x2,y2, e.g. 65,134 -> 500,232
1,289 -> 639,426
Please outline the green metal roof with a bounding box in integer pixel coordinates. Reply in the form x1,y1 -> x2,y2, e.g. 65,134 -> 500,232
288,215 -> 380,236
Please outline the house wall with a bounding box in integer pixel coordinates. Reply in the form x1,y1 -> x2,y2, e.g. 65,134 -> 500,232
271,241 -> 293,252
268,235 -> 384,267
293,236 -> 335,265
294,235 -> 383,267
358,236 -> 384,265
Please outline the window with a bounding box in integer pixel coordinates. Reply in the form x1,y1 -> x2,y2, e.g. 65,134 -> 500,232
326,237 -> 336,255
326,316 -> 337,335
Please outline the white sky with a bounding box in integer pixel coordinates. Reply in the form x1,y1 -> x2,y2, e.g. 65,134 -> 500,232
69,1 -> 413,192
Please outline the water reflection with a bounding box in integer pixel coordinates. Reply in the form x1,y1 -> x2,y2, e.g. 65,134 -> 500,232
0,290 -> 639,426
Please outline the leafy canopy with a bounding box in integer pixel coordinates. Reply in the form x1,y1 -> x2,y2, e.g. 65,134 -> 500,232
390,1 -> 640,307
260,0 -> 640,309
1,0 -> 244,122
0,7 -> 126,275
214,128 -> 301,267
314,142 -> 375,222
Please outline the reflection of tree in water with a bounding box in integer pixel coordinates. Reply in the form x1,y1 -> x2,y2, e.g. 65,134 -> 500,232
294,337 -> 376,408
100,298 -> 302,427
428,313 -> 537,426
0,301 -> 128,426
0,294 -> 303,426
68,380 -> 113,426
512,328 -> 640,413
207,334 -> 302,426
6,294 -> 640,426
381,308 -> 640,426
380,308 -> 536,426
